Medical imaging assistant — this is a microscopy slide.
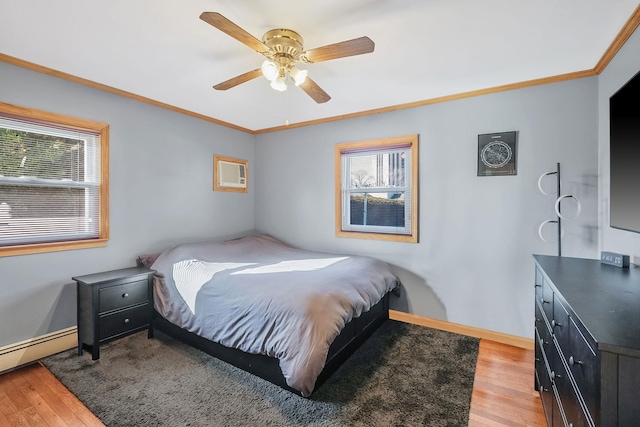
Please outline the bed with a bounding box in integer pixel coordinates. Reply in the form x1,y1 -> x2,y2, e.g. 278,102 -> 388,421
141,234 -> 400,397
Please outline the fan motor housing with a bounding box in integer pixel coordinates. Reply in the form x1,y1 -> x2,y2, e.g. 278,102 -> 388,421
262,29 -> 304,59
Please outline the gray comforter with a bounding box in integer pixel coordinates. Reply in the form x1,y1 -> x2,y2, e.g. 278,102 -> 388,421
151,234 -> 399,396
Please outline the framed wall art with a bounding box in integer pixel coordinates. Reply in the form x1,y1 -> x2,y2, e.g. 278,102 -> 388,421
477,131 -> 517,176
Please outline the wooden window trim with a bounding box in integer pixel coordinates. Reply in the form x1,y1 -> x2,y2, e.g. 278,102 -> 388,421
335,134 -> 419,243
0,102 -> 109,257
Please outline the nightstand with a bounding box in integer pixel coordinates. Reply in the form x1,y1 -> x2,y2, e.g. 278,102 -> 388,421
74,267 -> 155,360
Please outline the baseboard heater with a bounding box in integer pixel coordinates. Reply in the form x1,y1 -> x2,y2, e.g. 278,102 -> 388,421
0,327 -> 77,373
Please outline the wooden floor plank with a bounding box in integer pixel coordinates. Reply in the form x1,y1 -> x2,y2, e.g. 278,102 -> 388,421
0,404 -> 12,427
469,339 -> 546,427
0,370 -> 32,414
31,363 -> 104,427
0,388 -> 21,418
9,368 -> 68,427
19,363 -> 98,427
8,406 -> 48,427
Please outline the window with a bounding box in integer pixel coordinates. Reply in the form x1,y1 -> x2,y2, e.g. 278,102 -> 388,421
335,135 -> 418,242
0,102 -> 109,256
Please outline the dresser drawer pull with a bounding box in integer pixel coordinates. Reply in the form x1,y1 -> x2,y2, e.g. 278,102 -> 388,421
122,293 -> 129,298
569,356 -> 583,366
124,318 -> 130,324
541,298 -> 549,304
551,319 -> 561,328
535,283 -> 541,288
551,371 -> 562,380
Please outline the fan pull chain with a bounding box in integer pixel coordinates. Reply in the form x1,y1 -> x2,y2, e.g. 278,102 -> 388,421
285,86 -> 290,126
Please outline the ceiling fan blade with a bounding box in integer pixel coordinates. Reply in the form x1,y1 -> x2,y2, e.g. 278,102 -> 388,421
299,77 -> 331,103
213,69 -> 263,90
302,36 -> 374,63
200,12 -> 269,53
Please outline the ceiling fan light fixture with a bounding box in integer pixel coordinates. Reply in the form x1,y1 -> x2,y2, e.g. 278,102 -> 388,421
270,75 -> 287,91
261,59 -> 279,81
289,66 -> 308,86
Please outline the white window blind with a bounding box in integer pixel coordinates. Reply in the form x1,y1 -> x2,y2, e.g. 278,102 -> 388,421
0,115 -> 101,247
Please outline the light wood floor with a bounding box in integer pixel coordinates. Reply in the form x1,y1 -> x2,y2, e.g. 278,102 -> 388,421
0,339 -> 545,426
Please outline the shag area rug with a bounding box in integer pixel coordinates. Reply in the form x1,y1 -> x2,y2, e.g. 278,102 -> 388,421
42,320 -> 479,427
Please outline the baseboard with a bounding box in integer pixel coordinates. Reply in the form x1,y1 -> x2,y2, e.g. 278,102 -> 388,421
389,310 -> 534,350
0,327 -> 77,373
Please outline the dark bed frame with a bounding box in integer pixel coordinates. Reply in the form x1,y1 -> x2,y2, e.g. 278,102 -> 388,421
152,293 -> 390,396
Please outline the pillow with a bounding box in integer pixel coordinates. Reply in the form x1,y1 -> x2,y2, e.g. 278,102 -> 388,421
137,253 -> 161,269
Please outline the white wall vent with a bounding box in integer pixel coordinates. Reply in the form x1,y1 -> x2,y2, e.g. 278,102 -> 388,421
218,161 -> 246,188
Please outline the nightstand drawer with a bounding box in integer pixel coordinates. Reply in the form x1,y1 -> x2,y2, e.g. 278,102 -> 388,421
99,304 -> 149,340
99,279 -> 148,313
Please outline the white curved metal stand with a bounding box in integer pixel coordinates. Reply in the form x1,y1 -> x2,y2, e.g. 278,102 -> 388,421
537,163 -> 581,256
538,220 -> 565,243
537,171 -> 559,196
555,194 -> 582,220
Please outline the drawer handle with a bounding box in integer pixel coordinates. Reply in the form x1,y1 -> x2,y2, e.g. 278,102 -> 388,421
122,293 -> 129,298
569,356 -> 583,366
534,283 -> 541,288
124,318 -> 130,324
551,371 -> 562,380
551,320 -> 561,328
541,298 -> 549,304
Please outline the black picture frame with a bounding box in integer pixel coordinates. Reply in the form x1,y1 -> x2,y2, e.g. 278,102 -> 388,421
477,131 -> 517,176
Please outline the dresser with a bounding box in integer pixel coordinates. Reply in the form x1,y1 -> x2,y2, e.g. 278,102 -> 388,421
534,255 -> 640,427
75,267 -> 155,360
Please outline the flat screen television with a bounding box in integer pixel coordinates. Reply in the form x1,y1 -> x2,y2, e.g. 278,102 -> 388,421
609,69 -> 640,234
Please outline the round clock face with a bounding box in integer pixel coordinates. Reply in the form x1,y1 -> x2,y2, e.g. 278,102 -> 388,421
480,141 -> 512,168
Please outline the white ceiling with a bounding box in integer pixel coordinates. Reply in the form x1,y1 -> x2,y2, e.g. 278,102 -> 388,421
1,1 -> 639,132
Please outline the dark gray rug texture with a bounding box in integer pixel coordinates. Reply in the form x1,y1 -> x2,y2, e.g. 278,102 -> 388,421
42,320 -> 479,427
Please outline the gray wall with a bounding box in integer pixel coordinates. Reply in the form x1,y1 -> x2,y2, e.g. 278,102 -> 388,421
254,78 -> 599,339
1,40 -> 613,347
0,61 -> 255,347
598,26 -> 640,260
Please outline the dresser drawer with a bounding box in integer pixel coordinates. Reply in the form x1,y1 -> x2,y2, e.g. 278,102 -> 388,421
568,317 -> 599,422
536,308 -> 554,372
552,296 -> 570,350
99,279 -> 149,313
552,350 -> 591,427
540,277 -> 554,326
535,298 -> 546,334
99,304 -> 149,340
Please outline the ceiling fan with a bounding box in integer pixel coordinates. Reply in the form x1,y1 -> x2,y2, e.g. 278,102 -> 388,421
200,12 -> 375,103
